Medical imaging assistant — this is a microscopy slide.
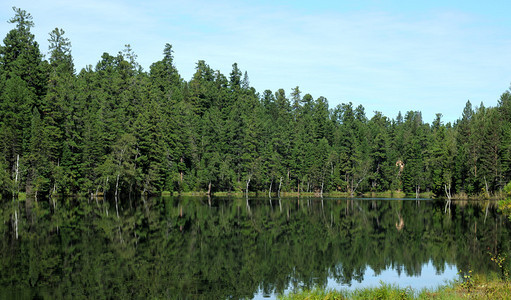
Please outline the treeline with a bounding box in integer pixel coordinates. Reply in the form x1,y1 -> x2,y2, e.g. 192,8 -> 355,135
1,8 -> 511,200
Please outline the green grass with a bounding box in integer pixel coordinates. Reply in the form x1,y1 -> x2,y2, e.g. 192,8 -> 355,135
159,189 -> 432,199
278,277 -> 511,300
361,190 -> 409,198
212,191 -> 245,197
278,283 -> 414,300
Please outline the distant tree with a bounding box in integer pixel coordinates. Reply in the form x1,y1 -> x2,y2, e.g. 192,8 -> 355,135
48,27 -> 73,74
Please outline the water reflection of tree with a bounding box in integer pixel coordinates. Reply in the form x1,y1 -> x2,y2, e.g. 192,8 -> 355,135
0,197 -> 509,299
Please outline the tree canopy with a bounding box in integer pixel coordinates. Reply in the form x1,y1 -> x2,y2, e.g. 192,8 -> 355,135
1,8 -> 511,201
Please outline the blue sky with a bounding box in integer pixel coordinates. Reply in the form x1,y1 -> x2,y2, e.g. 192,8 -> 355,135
1,0 -> 510,123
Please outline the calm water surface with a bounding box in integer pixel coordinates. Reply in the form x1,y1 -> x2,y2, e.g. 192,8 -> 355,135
1,197 -> 510,299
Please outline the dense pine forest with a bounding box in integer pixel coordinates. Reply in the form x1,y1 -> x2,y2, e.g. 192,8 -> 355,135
1,8 -> 511,200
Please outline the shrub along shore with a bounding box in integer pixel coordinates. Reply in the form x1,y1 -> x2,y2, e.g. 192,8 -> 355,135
279,276 -> 511,299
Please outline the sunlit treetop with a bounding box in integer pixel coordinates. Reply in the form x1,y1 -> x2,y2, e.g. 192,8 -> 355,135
9,7 -> 34,33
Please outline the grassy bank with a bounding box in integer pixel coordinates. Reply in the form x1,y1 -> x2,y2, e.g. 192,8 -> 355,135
279,276 -> 511,300
451,192 -> 505,201
161,190 -> 425,198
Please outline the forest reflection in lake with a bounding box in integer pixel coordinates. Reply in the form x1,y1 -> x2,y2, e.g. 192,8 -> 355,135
1,197 -> 510,299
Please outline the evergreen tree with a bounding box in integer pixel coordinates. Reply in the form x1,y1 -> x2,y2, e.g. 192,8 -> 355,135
43,27 -> 75,196
454,101 -> 474,194
0,7 -> 48,197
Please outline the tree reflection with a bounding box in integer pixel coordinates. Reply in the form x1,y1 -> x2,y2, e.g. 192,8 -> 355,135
0,197 -> 509,299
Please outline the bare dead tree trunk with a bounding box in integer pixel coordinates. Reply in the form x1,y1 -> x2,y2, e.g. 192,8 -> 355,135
115,173 -> 120,218
115,196 -> 119,218
15,154 -> 19,185
246,176 -> 251,196
351,177 -> 354,197
269,180 -> 272,198
444,183 -> 452,200
50,190 -> 56,210
416,185 -> 420,199
14,209 -> 18,239
278,177 -> 282,197
115,174 -> 120,199
352,166 -> 369,197
13,154 -> 19,201
207,181 -> 212,195
444,183 -> 452,214
484,176 -> 490,198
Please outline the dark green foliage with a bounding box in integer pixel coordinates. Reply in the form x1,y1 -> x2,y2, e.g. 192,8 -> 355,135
1,198 -> 510,298
1,8 -> 511,199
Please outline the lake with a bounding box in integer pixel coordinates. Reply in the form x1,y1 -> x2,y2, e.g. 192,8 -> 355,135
1,196 -> 510,299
